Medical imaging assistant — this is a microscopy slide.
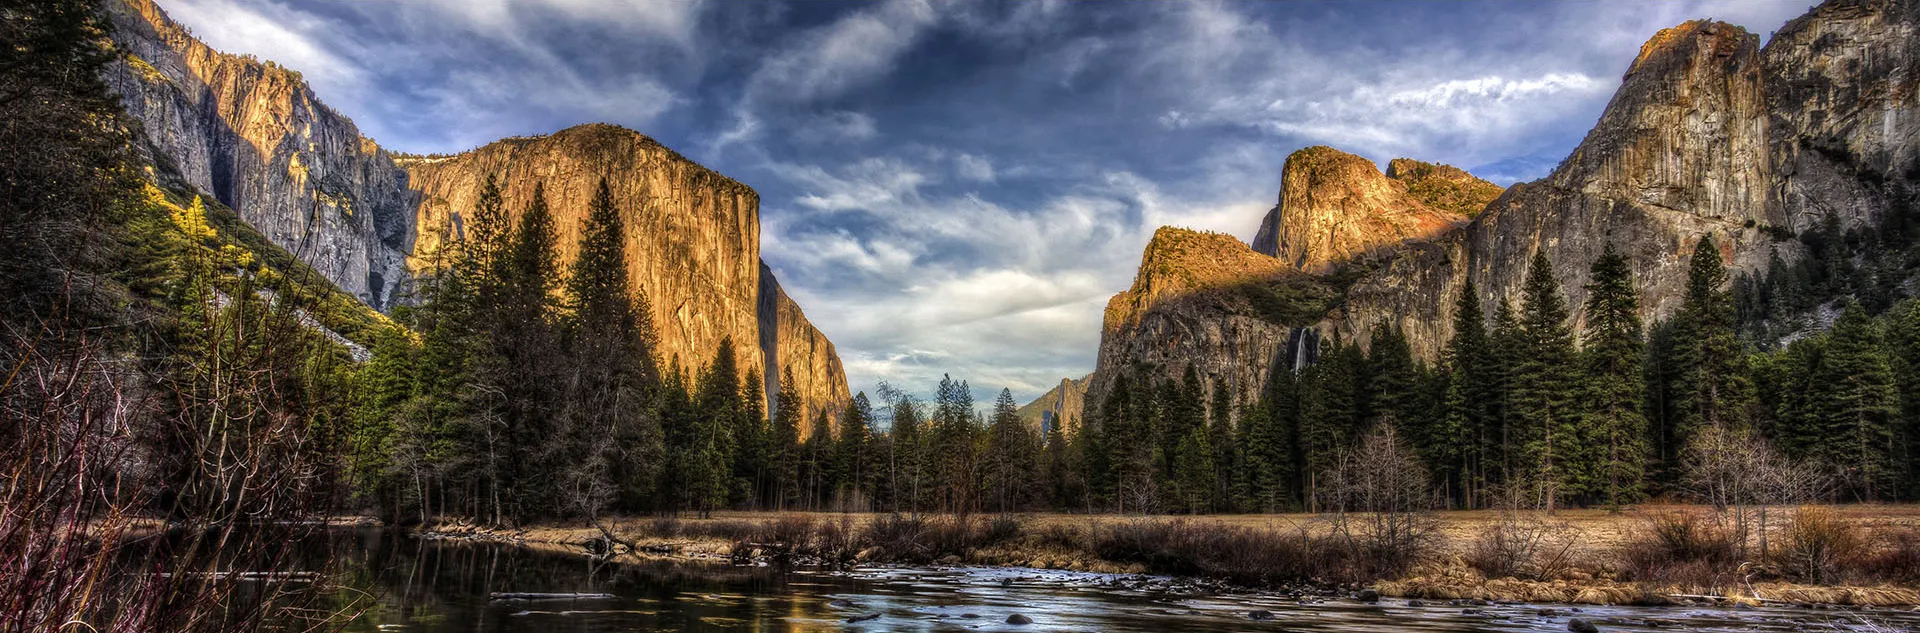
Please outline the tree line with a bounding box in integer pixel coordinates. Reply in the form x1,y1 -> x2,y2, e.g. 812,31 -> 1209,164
1057,237 -> 1920,514
355,180 -> 1920,522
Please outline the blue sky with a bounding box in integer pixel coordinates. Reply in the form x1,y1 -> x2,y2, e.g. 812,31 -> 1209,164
160,0 -> 1814,405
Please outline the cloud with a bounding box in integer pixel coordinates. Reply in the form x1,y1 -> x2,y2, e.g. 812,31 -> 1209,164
149,0 -> 1828,405
953,154 -> 995,182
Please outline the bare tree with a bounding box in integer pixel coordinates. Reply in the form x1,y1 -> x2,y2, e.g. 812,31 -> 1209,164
1682,422 -> 1831,558
1318,422 -> 1441,577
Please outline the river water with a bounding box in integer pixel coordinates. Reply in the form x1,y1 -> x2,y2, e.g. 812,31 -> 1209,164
320,529 -> 1915,632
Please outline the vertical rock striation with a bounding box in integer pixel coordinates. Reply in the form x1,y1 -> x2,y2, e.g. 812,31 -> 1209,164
101,0 -> 850,425
1086,228 -> 1336,418
103,0 -> 414,309
758,262 -> 853,436
398,125 -> 849,428
1098,0 -> 1920,418
1015,375 -> 1090,435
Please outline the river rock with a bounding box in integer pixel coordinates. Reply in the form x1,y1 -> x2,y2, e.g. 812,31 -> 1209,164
1005,614 -> 1033,625
1355,589 -> 1380,603
1247,610 -> 1275,620
847,613 -> 881,623
1568,618 -> 1600,633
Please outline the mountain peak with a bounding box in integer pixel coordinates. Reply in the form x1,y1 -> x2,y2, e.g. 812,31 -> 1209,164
1251,146 -> 1469,271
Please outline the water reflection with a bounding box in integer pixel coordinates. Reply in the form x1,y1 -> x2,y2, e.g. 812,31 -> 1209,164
322,529 -> 1916,632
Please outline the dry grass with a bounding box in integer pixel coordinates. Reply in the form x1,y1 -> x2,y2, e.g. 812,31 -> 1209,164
430,505 -> 1920,605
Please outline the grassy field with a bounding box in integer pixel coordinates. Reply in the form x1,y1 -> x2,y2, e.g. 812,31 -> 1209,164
422,504 -> 1920,607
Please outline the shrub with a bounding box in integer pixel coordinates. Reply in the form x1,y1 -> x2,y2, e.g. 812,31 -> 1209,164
864,514 -> 933,563
1467,512 -> 1579,580
1034,522 -> 1084,550
1772,506 -> 1864,584
1617,510 -> 1740,585
1091,520 -> 1338,586
983,515 -> 1024,545
1860,527 -> 1920,583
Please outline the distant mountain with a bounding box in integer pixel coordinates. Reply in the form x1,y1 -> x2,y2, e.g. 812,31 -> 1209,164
103,0 -> 850,428
1016,375 -> 1091,435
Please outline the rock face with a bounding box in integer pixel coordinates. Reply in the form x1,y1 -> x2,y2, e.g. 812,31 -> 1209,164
1385,159 -> 1506,217
397,126 -> 849,430
1764,0 -> 1920,233
1015,375 -> 1090,435
758,262 -> 852,434
1087,228 -> 1336,417
1335,8 -> 1920,358
1250,147 -> 1475,272
1098,0 -> 1920,416
103,0 -> 414,309
102,0 -> 850,425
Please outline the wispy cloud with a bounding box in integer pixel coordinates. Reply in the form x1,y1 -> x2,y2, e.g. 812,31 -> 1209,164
152,0 -> 1821,403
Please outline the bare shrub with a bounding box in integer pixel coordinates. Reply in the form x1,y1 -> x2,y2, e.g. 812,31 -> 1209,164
1317,423 -> 1441,578
1861,528 -> 1920,583
1034,522 -> 1084,550
864,514 -> 933,563
1771,506 -> 1865,584
1617,509 -> 1740,585
1467,511 -> 1579,580
982,515 -> 1024,545
1091,520 -> 1336,586
1681,422 -> 1830,559
648,516 -> 683,538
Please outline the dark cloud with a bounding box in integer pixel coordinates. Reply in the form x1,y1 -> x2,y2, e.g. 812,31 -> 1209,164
161,0 -> 1813,404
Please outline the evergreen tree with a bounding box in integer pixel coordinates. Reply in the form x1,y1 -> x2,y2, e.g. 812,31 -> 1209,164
1805,301 -> 1901,500
688,339 -> 741,516
1581,244 -> 1650,506
982,388 -> 1036,513
496,183 -> 564,520
559,178 -> 660,519
837,393 -> 876,510
1669,236 -> 1756,443
1507,250 -> 1579,509
1441,280 -> 1491,506
736,370 -> 768,508
932,375 -> 980,512
887,393 -> 927,513
771,365 -> 804,510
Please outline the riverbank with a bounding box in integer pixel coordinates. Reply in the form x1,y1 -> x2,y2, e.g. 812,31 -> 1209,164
414,505 -> 1920,608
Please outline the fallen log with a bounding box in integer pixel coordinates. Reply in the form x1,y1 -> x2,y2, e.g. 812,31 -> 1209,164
489,592 -> 617,601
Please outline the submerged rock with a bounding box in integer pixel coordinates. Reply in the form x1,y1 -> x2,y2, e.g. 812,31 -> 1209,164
1005,613 -> 1033,625
1568,617 -> 1600,633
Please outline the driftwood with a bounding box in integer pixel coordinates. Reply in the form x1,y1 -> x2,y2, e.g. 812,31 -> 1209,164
488,592 -> 617,601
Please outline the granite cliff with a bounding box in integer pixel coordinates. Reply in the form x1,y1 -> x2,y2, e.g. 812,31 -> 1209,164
104,0 -> 414,309
1250,148 -> 1489,271
1085,228 -> 1338,415
1092,0 -> 1920,418
102,0 -> 850,427
1016,375 -> 1090,435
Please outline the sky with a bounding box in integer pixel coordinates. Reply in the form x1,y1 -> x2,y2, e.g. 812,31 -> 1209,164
158,0 -> 1815,405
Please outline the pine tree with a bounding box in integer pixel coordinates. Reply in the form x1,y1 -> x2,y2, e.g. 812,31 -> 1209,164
688,339 -> 741,516
736,370 -> 768,508
932,375 -> 980,512
837,393 -> 876,510
1806,301 -> 1901,499
771,365 -> 804,510
1670,236 -> 1756,443
887,394 -> 927,513
1581,244 -> 1649,507
558,178 -> 660,519
983,388 -> 1036,513
496,182 -> 564,519
1441,280 -> 1491,507
1508,250 -> 1579,509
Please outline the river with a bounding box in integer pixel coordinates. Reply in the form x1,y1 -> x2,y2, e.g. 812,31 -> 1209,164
317,529 -> 1914,632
